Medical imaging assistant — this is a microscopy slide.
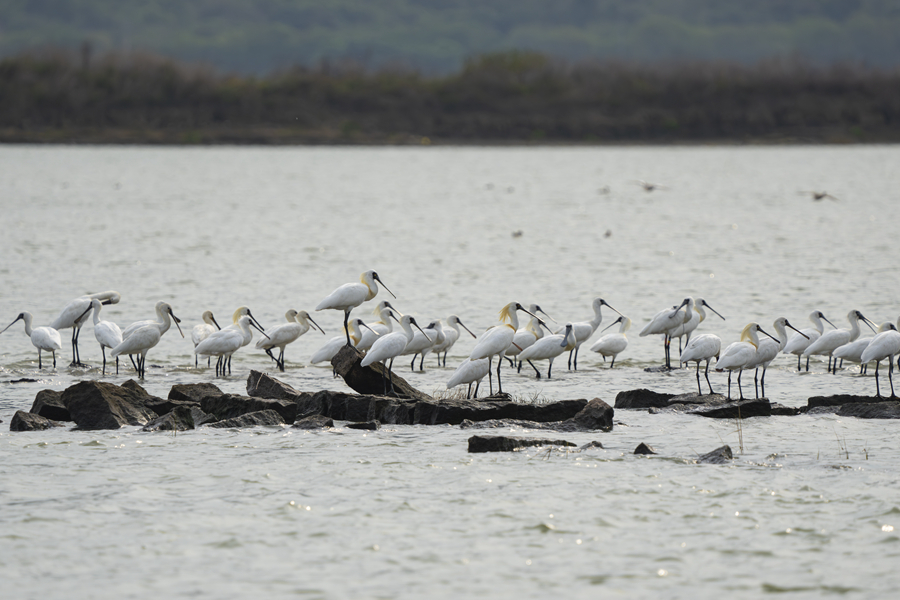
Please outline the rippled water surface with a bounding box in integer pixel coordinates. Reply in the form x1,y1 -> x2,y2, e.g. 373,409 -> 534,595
2,145 -> 900,598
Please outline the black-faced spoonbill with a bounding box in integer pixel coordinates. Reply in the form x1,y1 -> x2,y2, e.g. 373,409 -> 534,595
859,324 -> 900,397
564,297 -> 621,370
361,314 -> 428,395
590,316 -> 632,368
192,311 -> 221,368
782,311 -> 835,371
745,318 -> 807,398
1,311 -> 62,369
640,298 -> 690,369
468,302 -> 539,395
316,270 -> 395,346
679,333 -> 721,395
715,323 -> 779,400
195,315 -> 267,377
667,298 -> 725,356
49,291 -> 120,366
86,298 -> 123,375
803,310 -> 876,374
310,318 -> 374,367
832,322 -> 894,375
517,322 -> 577,379
402,319 -> 442,372
447,358 -> 490,399
431,315 -> 477,367
256,309 -> 324,372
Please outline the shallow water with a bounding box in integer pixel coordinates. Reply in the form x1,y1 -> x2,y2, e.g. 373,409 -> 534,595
1,145 -> 899,598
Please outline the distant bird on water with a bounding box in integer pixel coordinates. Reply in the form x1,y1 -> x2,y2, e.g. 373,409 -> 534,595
634,180 -> 668,192
799,191 -> 839,202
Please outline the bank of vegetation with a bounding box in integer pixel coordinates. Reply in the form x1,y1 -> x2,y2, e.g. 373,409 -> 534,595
2,50 -> 899,144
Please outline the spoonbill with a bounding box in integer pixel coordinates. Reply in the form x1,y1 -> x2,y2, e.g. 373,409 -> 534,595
49,291 -> 120,366
782,311 -> 835,371
310,319 -> 373,366
87,298 -> 123,375
468,302 -> 539,395
518,322 -> 577,379
859,324 -> 900,397
316,270 -> 395,346
431,315 -> 477,367
715,323 -> 779,400
590,316 -> 631,368
564,297 -> 621,370
110,307 -> 184,379
1,311 -> 62,369
121,301 -> 183,340
832,322 -> 894,374
402,319 -> 442,372
505,304 -> 554,371
640,298 -> 690,369
195,315 -> 268,377
679,333 -> 721,395
357,302 -> 398,352
746,318 -> 807,398
192,311 -> 221,368
446,358 -> 491,399
667,298 -> 725,355
803,310 -> 876,374
256,310 -> 324,371
361,314 -> 428,395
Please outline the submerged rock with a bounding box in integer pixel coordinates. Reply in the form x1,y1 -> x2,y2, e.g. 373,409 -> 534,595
467,435 -> 577,453
201,393 -> 298,424
293,415 -> 334,429
697,445 -> 733,464
346,420 -> 380,431
571,398 -> 614,431
836,401 -> 900,419
207,409 -> 286,428
691,398 -> 772,419
142,406 -> 195,432
10,410 -> 63,431
62,380 -> 158,430
30,389 -> 70,422
634,442 -> 657,455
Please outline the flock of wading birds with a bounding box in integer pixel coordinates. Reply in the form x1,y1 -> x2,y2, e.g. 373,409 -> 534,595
3,270 -> 900,400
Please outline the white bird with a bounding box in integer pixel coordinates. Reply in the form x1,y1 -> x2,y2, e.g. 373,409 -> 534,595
87,297 -> 123,376
518,322 -> 578,379
357,302 -> 398,352
402,319 -> 442,372
361,314 -> 428,395
195,315 -> 267,377
715,323 -> 779,400
640,297 -> 690,369
110,306 -> 184,379
431,314 -> 477,367
121,301 -> 183,340
310,318 -> 372,365
590,316 -> 632,368
256,309 -> 324,371
803,310 -> 876,374
667,297 -> 725,356
49,291 -> 120,366
217,306 -> 267,373
468,302 -> 538,395
860,323 -> 900,398
832,322 -> 894,374
782,310 -> 835,371
679,333 -> 721,395
745,317 -> 806,399
563,297 -> 621,370
192,310 -> 221,368
446,358 -> 491,399
316,270 -> 395,346
1,311 -> 62,369
504,304 -> 554,367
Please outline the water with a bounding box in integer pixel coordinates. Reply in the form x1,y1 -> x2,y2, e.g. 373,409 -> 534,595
1,145 -> 899,598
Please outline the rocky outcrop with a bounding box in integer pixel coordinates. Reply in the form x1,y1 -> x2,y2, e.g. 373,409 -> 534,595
293,415 -> 334,429
10,410 -> 63,431
634,442 -> 657,455
332,345 -> 432,401
207,409 -> 286,428
346,420 -> 380,430
467,435 -> 577,453
836,401 -> 900,419
62,380 -> 158,430
571,399 -> 614,431
168,382 -> 224,403
142,406 -> 195,432
30,389 -> 70,421
615,389 -> 674,409
697,445 -> 733,464
246,371 -> 303,400
201,393 -> 298,424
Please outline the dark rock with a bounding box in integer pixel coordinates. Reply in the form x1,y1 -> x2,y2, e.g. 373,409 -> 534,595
771,403 -> 805,416
634,442 -> 657,455
30,389 -> 70,421
697,445 -> 733,464
615,389 -> 674,409
143,398 -> 201,417
346,420 -> 380,430
332,345 -> 432,401
121,379 -> 151,397
62,380 -> 158,430
415,397 -> 588,426
246,371 -> 302,400
201,393 -> 298,424
10,378 -> 38,383
190,406 -> 218,426
207,409 -> 286,428
10,410 -> 63,431
579,441 -> 604,450
668,392 -> 728,406
142,406 -> 195,432
467,435 -> 577,453
692,398 -> 772,419
168,382 -> 225,403
836,401 -> 900,419
571,398 -> 614,431
293,415 -> 334,429
807,394 -> 887,409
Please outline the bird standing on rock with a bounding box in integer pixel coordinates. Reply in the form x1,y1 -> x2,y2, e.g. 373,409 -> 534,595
316,270 -> 395,346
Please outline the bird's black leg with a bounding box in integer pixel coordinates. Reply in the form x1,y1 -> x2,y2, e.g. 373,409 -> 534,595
343,311 -> 351,346
388,358 -> 396,395
130,354 -> 138,372
727,371 -> 732,400
38,349 -> 42,370
547,360 -> 553,379
737,369 -> 744,399
754,368 -> 760,399
473,381 -> 480,399
761,366 -> 767,398
567,349 -> 573,370
466,383 -> 472,399
419,354 -> 425,371
704,361 -> 714,395
487,357 -> 493,395
695,362 -> 702,395
875,362 -> 881,397
805,356 -> 810,371
573,347 -> 579,371
115,356 -> 119,375
496,356 -> 503,394
102,347 -> 107,376
890,359 -> 896,398
610,356 -> 616,368
410,355 -> 416,372
797,354 -> 801,371
529,360 -> 541,379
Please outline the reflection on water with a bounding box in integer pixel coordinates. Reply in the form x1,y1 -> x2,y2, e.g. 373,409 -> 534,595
1,145 -> 899,598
